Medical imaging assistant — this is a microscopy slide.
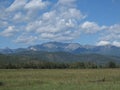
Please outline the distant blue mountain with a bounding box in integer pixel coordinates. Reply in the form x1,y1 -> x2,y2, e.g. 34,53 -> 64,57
0,42 -> 120,57
0,42 -> 120,64
28,42 -> 120,56
0,47 -> 15,54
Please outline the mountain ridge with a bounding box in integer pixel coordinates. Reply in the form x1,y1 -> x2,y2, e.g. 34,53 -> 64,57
0,42 -> 120,64
1,42 -> 120,56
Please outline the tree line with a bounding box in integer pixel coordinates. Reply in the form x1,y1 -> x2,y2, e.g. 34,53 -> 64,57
0,61 -> 119,69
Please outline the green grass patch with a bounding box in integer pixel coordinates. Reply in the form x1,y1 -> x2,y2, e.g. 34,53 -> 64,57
0,69 -> 120,90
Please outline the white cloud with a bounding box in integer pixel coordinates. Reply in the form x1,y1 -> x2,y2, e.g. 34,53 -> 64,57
13,12 -> 23,20
97,24 -> 120,47
7,0 -> 49,12
100,24 -> 120,41
6,0 -> 28,11
1,0 -> 120,45
59,0 -> 76,3
97,40 -> 120,47
6,0 -> 50,22
97,40 -> 110,46
25,6 -> 85,42
80,21 -> 107,34
15,34 -> 37,44
109,24 -> 120,34
0,21 -> 8,28
57,0 -> 77,7
24,0 -> 49,10
2,0 -> 85,43
113,41 -> 120,47
0,26 -> 18,37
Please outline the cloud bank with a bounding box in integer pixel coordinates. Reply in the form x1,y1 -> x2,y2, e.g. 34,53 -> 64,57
0,0 -> 120,46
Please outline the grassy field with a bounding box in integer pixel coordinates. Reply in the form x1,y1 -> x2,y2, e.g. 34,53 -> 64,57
0,69 -> 120,90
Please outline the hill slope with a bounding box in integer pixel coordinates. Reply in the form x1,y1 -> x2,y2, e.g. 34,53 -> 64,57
0,51 -> 120,65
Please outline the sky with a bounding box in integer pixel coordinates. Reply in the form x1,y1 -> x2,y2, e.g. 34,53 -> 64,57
0,0 -> 120,49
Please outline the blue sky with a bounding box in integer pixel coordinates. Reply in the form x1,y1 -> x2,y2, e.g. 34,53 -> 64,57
0,0 -> 120,48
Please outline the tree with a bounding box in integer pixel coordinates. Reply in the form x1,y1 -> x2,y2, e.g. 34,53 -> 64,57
108,61 -> 117,68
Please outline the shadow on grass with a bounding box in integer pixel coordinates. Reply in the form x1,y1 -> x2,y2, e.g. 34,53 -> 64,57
0,81 -> 4,86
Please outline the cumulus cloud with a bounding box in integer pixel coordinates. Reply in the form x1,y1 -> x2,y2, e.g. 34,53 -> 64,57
97,40 -> 110,46
6,0 -> 28,11
113,41 -> 120,47
1,0 -> 86,44
97,40 -> 120,47
57,0 -> 77,7
0,0 -> 120,45
0,21 -> 8,28
7,0 -> 49,12
100,24 -> 120,41
13,12 -> 24,21
24,0 -> 49,10
15,34 -> 37,44
0,26 -> 18,37
58,0 -> 76,4
80,21 -> 107,34
25,2 -> 86,42
96,24 -> 120,47
6,0 -> 50,23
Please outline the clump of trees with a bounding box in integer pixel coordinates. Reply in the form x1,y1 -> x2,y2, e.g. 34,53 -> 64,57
0,61 -> 119,69
107,61 -> 117,68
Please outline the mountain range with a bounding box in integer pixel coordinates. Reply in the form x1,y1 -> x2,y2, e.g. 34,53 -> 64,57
0,42 -> 120,64
1,42 -> 120,56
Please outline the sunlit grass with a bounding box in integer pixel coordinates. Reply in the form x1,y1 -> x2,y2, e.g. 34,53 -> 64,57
0,69 -> 120,90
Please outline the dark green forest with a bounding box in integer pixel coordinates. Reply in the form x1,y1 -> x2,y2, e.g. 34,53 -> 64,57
0,53 -> 119,69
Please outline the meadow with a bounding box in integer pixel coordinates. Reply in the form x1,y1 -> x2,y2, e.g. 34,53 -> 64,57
0,69 -> 120,90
